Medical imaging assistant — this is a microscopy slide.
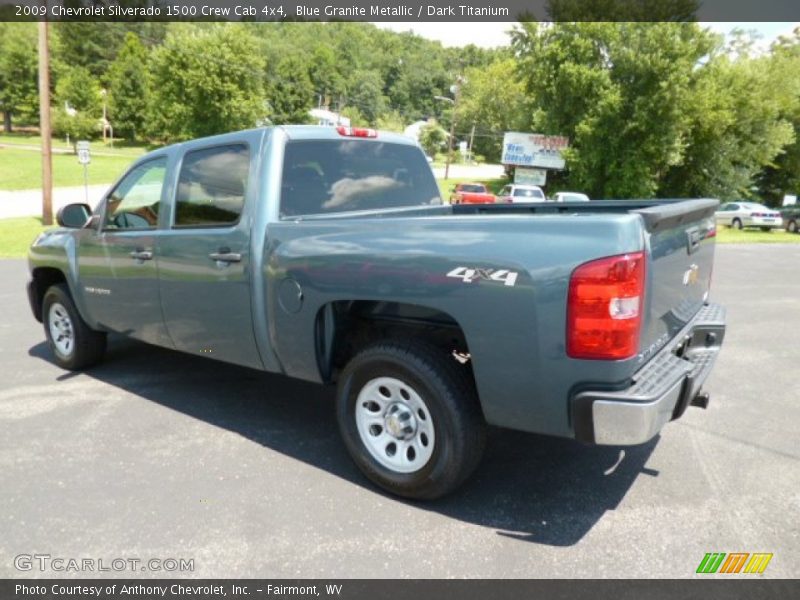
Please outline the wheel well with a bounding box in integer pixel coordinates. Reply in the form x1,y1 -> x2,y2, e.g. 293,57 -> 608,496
30,267 -> 67,322
315,301 -> 472,383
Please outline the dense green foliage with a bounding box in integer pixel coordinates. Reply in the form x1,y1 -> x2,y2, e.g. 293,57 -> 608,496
0,23 -> 38,131
512,22 -> 800,201
1,20 -> 799,203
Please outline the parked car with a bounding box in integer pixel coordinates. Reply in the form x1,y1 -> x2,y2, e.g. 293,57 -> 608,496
553,192 -> 590,202
715,202 -> 783,231
449,182 -> 495,204
496,184 -> 546,203
780,205 -> 800,233
28,125 -> 726,500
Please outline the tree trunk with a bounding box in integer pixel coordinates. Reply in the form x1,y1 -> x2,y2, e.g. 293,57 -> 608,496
3,111 -> 11,133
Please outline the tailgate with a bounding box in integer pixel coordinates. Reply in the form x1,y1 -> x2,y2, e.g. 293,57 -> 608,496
635,199 -> 719,358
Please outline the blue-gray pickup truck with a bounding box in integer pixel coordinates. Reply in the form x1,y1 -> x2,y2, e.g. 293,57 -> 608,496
27,126 -> 726,499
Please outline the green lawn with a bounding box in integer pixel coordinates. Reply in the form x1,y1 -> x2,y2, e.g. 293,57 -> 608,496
0,132 -> 151,157
0,148 -> 133,190
0,217 -> 50,258
715,226 -> 800,244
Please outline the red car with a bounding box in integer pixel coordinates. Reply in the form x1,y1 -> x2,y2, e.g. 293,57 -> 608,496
449,182 -> 495,204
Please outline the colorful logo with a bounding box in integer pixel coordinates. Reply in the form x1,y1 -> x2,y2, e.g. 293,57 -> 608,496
696,552 -> 773,574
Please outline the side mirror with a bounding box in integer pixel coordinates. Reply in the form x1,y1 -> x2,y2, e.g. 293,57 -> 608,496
56,203 -> 91,228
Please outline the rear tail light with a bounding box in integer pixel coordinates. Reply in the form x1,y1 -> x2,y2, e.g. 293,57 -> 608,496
567,252 -> 646,360
336,126 -> 377,138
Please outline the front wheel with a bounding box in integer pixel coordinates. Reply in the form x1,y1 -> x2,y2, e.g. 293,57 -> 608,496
336,340 -> 486,500
42,284 -> 106,370
732,218 -> 743,230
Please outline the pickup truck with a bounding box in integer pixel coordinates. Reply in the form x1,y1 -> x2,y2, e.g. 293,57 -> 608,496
449,182 -> 495,204
27,125 -> 726,499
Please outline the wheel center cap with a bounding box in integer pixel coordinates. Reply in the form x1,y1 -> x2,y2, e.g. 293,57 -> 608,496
384,403 -> 417,440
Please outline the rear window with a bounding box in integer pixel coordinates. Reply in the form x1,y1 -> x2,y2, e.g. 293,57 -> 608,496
460,184 -> 486,193
280,140 -> 442,217
513,188 -> 544,199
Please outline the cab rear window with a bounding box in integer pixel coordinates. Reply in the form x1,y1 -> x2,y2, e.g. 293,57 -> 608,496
280,140 -> 441,217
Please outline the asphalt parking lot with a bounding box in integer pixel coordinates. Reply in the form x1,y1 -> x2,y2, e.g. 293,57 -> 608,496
1,244 -> 798,579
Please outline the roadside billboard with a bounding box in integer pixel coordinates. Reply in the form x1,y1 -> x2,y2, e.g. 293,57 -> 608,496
501,132 -> 569,170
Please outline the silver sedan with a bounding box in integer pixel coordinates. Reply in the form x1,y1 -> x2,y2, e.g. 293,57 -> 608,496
715,202 -> 783,231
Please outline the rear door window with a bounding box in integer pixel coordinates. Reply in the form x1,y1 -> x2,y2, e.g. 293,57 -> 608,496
280,140 -> 441,217
174,144 -> 250,227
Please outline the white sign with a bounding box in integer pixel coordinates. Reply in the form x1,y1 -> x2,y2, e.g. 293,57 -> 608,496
501,132 -> 569,170
783,194 -> 797,206
514,167 -> 547,186
77,141 -> 91,165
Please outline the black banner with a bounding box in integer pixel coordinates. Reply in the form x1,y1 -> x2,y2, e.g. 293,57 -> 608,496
3,579 -> 800,600
2,0 -> 800,22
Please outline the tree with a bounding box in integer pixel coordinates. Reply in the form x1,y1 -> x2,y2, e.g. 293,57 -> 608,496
513,22 -> 717,198
55,66 -> 101,114
0,23 -> 39,132
661,54 -> 795,200
457,58 -> 531,162
345,71 -> 388,125
755,28 -> 800,204
418,121 -> 448,157
146,26 -> 266,142
107,33 -> 151,139
52,110 -> 99,148
265,55 -> 314,125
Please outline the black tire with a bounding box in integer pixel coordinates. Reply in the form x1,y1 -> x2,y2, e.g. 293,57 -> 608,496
336,340 -> 486,500
732,218 -> 743,230
42,284 -> 106,370
788,219 -> 798,234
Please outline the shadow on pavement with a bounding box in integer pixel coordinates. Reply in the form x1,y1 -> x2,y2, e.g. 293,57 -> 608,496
29,336 -> 659,547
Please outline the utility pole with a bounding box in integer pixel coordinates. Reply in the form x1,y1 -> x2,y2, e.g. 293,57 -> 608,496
38,21 -> 53,226
468,124 -> 476,164
444,80 -> 461,181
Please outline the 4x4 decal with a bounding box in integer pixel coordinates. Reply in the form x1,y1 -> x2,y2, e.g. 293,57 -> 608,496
446,267 -> 519,287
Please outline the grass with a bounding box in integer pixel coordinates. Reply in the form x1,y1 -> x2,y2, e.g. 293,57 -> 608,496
0,217 -> 50,258
0,132 -> 151,157
0,147 -> 134,190
715,226 -> 800,244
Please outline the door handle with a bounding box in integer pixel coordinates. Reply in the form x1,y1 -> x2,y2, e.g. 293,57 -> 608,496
129,249 -> 153,261
209,248 -> 242,263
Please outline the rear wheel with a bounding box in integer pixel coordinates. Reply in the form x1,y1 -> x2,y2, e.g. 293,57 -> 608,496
788,219 -> 798,234
336,340 -> 486,500
42,284 -> 106,370
732,218 -> 743,230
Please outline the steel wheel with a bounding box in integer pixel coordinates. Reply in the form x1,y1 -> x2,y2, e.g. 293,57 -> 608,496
48,302 -> 74,358
355,377 -> 435,473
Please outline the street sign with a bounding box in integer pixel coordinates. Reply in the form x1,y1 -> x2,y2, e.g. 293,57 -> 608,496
77,141 -> 91,165
514,167 -> 547,186
501,132 -> 569,170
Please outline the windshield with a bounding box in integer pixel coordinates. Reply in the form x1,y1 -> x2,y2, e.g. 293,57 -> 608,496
280,140 -> 442,217
513,188 -> 544,198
